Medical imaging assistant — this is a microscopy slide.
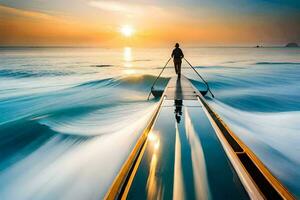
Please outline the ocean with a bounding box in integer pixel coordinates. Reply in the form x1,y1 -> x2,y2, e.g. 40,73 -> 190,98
0,47 -> 299,199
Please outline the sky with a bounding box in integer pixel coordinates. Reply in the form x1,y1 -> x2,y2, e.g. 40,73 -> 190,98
0,0 -> 300,47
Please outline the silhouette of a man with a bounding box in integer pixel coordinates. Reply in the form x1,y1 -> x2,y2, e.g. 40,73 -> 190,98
171,43 -> 184,78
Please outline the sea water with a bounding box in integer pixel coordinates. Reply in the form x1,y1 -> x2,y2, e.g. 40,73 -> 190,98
0,47 -> 299,199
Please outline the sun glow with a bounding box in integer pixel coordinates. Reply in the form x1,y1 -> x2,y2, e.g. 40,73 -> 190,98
121,25 -> 134,37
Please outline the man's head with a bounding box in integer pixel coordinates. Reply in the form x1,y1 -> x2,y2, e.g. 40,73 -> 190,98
175,43 -> 179,48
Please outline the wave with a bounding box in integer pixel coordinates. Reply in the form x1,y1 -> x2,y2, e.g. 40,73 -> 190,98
0,104 -> 157,199
223,60 -> 250,64
190,72 -> 300,112
90,64 -> 113,68
38,102 -> 156,136
256,62 -> 300,65
0,74 -> 169,126
189,79 -> 207,91
193,66 -> 244,69
0,73 -> 160,199
74,74 -> 169,91
208,100 -> 300,196
74,78 -> 115,88
132,59 -> 152,62
0,69 -> 73,78
0,119 -> 89,171
116,74 -> 169,89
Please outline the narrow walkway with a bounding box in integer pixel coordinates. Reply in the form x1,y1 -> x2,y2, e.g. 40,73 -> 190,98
126,76 -> 249,199
164,76 -> 198,100
106,75 -> 294,200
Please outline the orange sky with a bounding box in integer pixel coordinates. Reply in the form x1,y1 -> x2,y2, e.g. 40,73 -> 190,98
0,1 -> 299,47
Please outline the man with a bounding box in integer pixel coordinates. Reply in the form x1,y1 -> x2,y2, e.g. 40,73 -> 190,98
171,43 -> 184,77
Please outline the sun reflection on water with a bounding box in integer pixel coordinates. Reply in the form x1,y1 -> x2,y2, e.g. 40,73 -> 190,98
124,69 -> 136,75
123,47 -> 136,75
146,131 -> 162,199
123,47 -> 132,62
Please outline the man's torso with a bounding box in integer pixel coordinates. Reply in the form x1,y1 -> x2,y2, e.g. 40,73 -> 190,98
172,48 -> 183,59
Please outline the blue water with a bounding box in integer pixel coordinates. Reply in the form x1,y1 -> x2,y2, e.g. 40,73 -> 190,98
0,47 -> 299,199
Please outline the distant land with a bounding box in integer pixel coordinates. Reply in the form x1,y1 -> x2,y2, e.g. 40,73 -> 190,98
286,43 -> 299,47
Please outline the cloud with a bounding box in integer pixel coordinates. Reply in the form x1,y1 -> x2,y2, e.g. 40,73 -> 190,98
0,4 -> 114,46
88,0 -> 141,14
87,0 -> 166,17
0,4 -> 54,20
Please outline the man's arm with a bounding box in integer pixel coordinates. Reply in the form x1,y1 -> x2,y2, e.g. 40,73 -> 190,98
171,50 -> 174,58
180,49 -> 184,58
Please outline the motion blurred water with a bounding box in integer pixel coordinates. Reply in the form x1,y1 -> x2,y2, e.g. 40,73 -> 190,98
0,47 -> 299,199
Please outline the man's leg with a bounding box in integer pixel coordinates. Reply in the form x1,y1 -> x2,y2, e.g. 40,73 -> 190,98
178,61 -> 181,77
174,62 -> 178,74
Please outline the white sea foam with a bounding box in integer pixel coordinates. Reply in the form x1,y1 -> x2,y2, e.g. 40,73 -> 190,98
209,99 -> 300,192
0,103 -> 157,200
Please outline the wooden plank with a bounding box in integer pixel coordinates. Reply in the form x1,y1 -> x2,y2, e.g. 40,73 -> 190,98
164,76 -> 198,100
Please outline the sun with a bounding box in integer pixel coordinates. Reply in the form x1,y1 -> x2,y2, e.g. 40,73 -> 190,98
121,25 -> 134,37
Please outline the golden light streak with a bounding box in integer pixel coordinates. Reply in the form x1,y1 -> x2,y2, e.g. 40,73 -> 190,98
146,131 -> 162,199
123,47 -> 134,74
123,47 -> 132,62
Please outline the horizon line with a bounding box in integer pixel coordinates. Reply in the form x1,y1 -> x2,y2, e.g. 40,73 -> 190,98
0,45 -> 296,49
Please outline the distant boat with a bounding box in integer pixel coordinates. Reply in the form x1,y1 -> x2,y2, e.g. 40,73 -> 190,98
286,42 -> 299,47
